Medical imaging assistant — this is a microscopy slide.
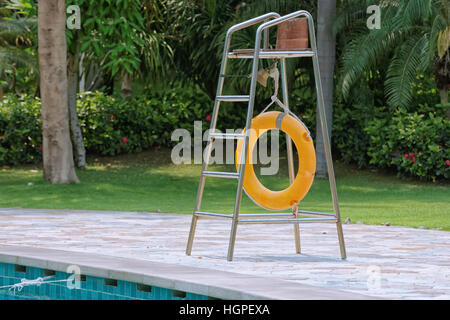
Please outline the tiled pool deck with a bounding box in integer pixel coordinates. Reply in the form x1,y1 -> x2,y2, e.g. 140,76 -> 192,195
0,208 -> 449,299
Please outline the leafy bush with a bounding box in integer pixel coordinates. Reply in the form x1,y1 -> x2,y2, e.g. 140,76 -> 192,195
78,85 -> 212,156
290,86 -> 316,140
0,84 -> 213,164
332,103 -> 384,168
365,109 -> 450,181
0,95 -> 42,165
1,87 -> 448,182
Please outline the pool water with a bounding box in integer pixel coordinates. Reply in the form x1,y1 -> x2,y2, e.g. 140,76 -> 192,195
0,262 -> 214,300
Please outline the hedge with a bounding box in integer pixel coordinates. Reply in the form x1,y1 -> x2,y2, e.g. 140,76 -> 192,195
365,108 -> 450,181
0,84 -> 212,164
1,90 -> 449,181
78,86 -> 212,155
0,95 -> 42,165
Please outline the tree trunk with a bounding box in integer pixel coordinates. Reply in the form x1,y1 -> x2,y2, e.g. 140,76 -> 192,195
434,52 -> 450,119
440,89 -> 448,104
79,52 -> 85,92
68,49 -> 86,169
10,68 -> 16,93
315,0 -> 336,178
38,0 -> 79,184
121,72 -> 133,98
441,89 -> 450,120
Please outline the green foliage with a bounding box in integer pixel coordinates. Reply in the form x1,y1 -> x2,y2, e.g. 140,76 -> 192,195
78,86 -> 212,156
0,85 -> 213,165
0,0 -> 37,95
331,73 -> 449,180
290,84 -> 316,139
331,74 -> 446,173
335,0 -> 449,109
74,0 -> 146,78
166,0 -> 317,98
1,89 -> 448,182
166,0 -> 235,97
332,103 -> 381,168
410,74 -> 442,108
365,108 -> 450,181
65,0 -> 173,88
0,94 -> 42,165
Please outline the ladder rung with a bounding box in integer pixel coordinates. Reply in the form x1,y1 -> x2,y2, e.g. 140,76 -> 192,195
216,95 -> 250,102
209,132 -> 245,140
202,171 -> 239,179
194,211 -> 233,218
219,74 -> 249,78
227,50 -> 315,59
238,217 -> 338,224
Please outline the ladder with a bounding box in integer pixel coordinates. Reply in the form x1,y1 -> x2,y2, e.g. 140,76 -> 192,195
186,10 -> 347,261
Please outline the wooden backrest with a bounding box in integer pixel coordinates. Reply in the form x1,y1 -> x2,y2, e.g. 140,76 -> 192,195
276,18 -> 309,50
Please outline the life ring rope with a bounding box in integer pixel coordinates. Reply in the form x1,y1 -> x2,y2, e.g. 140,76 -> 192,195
256,60 -> 311,138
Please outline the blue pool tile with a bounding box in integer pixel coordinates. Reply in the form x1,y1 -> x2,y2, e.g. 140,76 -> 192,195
0,262 -> 214,300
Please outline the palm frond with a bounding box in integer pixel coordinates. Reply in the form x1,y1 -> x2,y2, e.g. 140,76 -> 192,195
0,46 -> 36,77
385,34 -> 428,109
429,13 -> 447,58
333,0 -> 373,36
140,30 -> 174,80
338,24 -> 401,98
335,0 -> 447,106
391,0 -> 432,29
0,17 -> 34,44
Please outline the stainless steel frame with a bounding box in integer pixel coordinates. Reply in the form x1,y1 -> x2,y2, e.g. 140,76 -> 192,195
186,10 -> 346,261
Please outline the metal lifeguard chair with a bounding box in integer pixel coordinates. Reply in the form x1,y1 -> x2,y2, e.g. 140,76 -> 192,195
186,10 -> 347,261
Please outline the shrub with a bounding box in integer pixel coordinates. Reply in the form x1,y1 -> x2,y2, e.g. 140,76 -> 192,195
1,87 -> 448,182
290,86 -> 316,140
332,103 -> 378,168
78,85 -> 213,156
365,110 -> 450,181
0,95 -> 42,165
0,84 -> 213,164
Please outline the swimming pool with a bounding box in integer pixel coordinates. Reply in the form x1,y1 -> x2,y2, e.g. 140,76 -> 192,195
0,262 -> 215,300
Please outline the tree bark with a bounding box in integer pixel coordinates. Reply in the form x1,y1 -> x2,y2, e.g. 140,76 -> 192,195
38,0 -> 79,184
68,49 -> 86,169
434,52 -> 450,119
121,72 -> 133,98
441,89 -> 450,120
315,0 -> 336,178
440,89 -> 448,104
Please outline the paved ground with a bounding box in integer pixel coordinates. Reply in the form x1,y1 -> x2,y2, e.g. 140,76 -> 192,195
0,208 -> 449,299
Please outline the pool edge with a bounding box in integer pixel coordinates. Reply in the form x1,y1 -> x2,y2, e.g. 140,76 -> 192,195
0,244 -> 378,300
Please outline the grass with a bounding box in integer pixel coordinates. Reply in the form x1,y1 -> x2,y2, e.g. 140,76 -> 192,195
0,148 -> 449,230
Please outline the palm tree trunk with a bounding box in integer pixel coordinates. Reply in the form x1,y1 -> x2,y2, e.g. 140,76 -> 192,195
440,89 -> 448,104
68,49 -> 86,169
38,0 -> 79,184
121,72 -> 133,97
441,89 -> 450,120
315,0 -> 336,178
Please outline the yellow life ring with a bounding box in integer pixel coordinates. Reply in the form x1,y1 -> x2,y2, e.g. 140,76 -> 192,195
235,111 -> 316,211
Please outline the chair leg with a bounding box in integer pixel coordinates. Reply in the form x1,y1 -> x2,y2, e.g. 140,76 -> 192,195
227,220 -> 238,261
186,214 -> 198,255
294,223 -> 301,254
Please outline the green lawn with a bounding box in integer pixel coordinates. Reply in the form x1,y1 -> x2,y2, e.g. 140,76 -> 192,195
0,148 -> 449,230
